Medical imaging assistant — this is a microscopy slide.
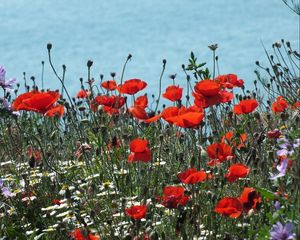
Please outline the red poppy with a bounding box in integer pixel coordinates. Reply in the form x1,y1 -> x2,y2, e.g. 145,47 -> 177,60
128,138 -> 151,163
161,105 -> 204,128
193,79 -> 233,108
128,95 -> 149,120
52,199 -> 61,205
271,96 -> 289,113
134,95 -> 148,108
233,99 -> 259,115
239,187 -> 261,213
214,197 -> 243,218
267,129 -> 281,139
125,205 -> 147,220
225,164 -> 250,183
215,74 -> 244,89
221,132 -> 247,149
143,114 -> 162,123
293,101 -> 300,108
160,186 -> 189,209
44,104 -> 65,118
69,228 -> 100,240
177,168 -> 207,184
76,89 -> 89,99
90,95 -> 125,112
162,85 -> 183,102
27,146 -> 42,162
207,142 -> 233,166
12,90 -> 60,114
128,106 -> 148,120
101,80 -> 117,91
117,79 -> 147,95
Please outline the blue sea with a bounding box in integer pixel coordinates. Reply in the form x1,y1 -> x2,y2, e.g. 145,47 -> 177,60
0,0 -> 299,96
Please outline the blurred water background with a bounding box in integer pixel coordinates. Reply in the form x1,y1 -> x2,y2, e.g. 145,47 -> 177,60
0,0 -> 299,96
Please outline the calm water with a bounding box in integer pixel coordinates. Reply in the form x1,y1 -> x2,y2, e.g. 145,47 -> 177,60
0,0 -> 299,96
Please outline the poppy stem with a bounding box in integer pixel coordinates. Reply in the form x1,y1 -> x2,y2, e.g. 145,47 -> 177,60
154,59 -> 166,113
119,54 -> 132,96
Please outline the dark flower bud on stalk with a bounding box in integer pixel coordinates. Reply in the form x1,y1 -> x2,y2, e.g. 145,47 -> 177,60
280,113 -> 289,121
127,54 -> 132,60
163,59 -> 167,65
47,43 -> 52,51
87,60 -> 93,68
274,42 -> 281,48
159,134 -> 164,142
169,74 -> 176,80
253,112 -> 260,120
110,72 -> 116,78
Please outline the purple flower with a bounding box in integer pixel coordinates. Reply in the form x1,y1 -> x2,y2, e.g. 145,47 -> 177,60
277,137 -> 300,157
270,158 -> 288,180
0,179 -> 12,198
274,201 -> 281,211
0,66 -> 16,91
270,222 -> 296,240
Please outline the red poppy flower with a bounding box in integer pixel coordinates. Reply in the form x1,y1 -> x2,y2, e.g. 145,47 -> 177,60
161,105 -> 204,128
271,96 -> 289,113
44,104 -> 65,118
27,146 -> 42,162
117,79 -> 147,95
207,142 -> 233,166
233,99 -> 259,115
69,228 -> 100,240
225,164 -> 250,183
160,186 -> 189,209
52,199 -> 61,205
101,80 -> 117,91
143,113 -> 162,123
128,138 -> 151,163
221,132 -> 247,149
239,187 -> 261,213
214,197 -> 243,218
293,101 -> 300,108
193,79 -> 233,108
134,95 -> 148,108
215,74 -> 244,89
162,85 -> 183,102
178,168 -> 207,184
128,106 -> 148,120
76,89 -> 89,99
267,129 -> 281,139
90,95 -> 125,112
12,90 -> 60,114
125,205 -> 147,220
128,95 -> 150,120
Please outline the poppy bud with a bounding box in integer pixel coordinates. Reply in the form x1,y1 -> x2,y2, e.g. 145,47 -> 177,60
159,134 -> 164,142
127,54 -> 132,60
280,112 -> 289,121
87,60 -> 93,68
110,72 -> 116,78
29,157 -> 35,168
47,43 -> 52,51
253,112 -> 260,120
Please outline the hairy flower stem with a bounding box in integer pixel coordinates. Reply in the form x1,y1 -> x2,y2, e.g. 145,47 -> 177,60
154,60 -> 166,113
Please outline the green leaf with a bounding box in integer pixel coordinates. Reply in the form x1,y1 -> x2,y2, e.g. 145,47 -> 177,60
255,187 -> 276,200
